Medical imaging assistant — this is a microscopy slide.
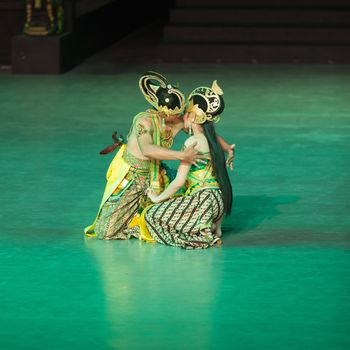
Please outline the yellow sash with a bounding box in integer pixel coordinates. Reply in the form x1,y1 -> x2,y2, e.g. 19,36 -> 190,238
84,144 -> 130,236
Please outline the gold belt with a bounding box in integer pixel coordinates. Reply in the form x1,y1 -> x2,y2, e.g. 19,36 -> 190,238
123,148 -> 150,171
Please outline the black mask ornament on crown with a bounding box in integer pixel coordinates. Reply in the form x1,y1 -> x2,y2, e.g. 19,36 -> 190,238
139,71 -> 186,116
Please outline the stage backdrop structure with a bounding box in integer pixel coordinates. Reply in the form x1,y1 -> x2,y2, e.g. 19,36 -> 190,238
161,0 -> 350,64
10,0 -> 167,74
12,0 -> 75,74
6,0 -> 350,73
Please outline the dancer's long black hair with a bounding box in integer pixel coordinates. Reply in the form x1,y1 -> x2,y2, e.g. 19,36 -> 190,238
192,95 -> 232,215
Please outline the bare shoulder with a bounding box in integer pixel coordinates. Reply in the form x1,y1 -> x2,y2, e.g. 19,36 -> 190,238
184,136 -> 197,148
135,116 -> 153,128
134,116 -> 153,136
185,134 -> 209,153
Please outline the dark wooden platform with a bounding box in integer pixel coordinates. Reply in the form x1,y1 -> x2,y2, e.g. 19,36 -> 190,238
11,34 -> 77,74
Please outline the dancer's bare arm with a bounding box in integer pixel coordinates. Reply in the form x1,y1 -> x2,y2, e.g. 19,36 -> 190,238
148,161 -> 191,203
180,122 -> 234,169
136,118 -> 204,164
216,134 -> 235,170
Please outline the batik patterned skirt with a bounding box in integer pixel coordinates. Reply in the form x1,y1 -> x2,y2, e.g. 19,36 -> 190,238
144,188 -> 224,249
95,166 -> 149,240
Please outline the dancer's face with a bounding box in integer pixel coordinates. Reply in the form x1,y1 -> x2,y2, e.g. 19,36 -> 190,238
183,112 -> 190,132
166,113 -> 184,126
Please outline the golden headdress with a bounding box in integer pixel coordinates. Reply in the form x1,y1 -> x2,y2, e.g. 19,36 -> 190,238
139,71 -> 186,117
187,80 -> 224,124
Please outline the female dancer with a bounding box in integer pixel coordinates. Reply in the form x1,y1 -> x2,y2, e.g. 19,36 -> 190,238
141,81 -> 233,249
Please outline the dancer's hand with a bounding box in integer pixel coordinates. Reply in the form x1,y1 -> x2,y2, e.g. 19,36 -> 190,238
181,142 -> 208,167
226,144 -> 235,170
147,188 -> 160,203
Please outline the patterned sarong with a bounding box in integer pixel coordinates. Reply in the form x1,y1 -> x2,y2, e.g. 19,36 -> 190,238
144,188 -> 224,249
95,167 -> 149,240
84,110 -> 171,239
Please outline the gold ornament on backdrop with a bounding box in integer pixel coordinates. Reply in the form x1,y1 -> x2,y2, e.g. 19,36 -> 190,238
24,0 -> 64,36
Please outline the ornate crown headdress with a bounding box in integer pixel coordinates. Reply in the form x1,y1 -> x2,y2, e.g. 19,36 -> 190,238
187,80 -> 224,124
139,71 -> 186,117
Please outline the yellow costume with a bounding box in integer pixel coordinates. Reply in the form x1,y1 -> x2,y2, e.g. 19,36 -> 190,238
84,71 -> 186,240
84,144 -> 130,236
84,111 -> 172,239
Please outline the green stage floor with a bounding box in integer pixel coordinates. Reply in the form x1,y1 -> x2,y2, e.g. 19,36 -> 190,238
0,64 -> 349,349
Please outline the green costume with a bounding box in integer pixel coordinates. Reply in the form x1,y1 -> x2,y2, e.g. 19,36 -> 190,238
143,159 -> 224,249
